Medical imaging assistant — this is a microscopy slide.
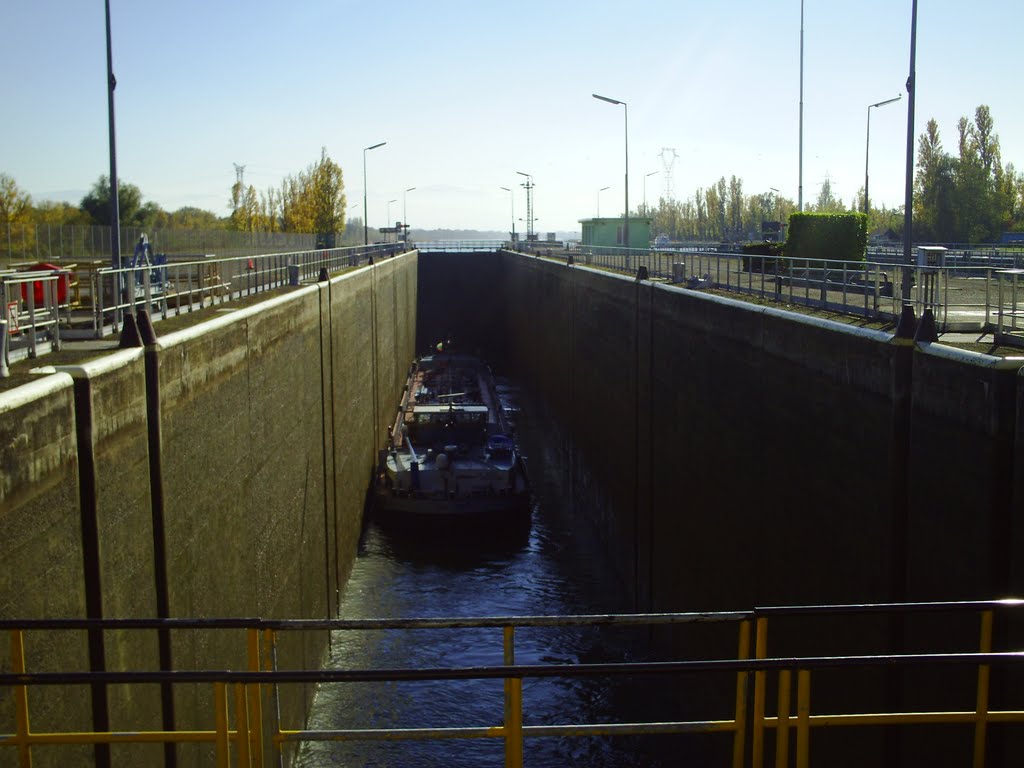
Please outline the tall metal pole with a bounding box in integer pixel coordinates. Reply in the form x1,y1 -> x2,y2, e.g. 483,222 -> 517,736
592,94 -> 629,248
864,107 -> 872,216
798,0 -> 804,212
865,95 -> 902,217
403,187 -> 415,242
598,186 -> 610,217
500,187 -> 515,240
104,0 -> 121,273
385,198 -> 397,240
644,171 -> 658,214
623,102 -> 629,251
902,0 -> 918,301
363,142 -> 386,246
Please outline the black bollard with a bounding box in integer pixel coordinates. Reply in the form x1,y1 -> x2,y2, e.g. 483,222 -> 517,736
118,313 -> 143,348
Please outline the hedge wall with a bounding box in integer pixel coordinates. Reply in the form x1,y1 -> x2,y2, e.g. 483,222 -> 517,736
786,212 -> 867,266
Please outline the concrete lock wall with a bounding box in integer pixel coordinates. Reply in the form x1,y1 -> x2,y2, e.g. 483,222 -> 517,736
0,373 -> 92,766
0,251 -> 418,766
442,250 -> 1024,766
472,251 -> 1024,610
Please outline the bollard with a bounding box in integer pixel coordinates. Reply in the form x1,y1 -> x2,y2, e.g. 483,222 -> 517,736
0,319 -> 8,378
118,312 -> 143,349
894,303 -> 916,340
287,264 -> 300,286
914,307 -> 938,343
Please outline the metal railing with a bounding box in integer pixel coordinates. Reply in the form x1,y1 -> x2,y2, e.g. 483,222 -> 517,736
2,600 -> 1022,767
0,269 -> 71,376
529,245 -> 1024,335
91,242 -> 402,334
415,240 -> 507,252
0,243 -> 405,374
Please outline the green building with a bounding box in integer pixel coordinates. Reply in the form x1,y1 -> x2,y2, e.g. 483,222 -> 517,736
579,217 -> 652,249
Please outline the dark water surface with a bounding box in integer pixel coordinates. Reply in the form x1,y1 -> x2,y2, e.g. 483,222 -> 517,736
295,386 -> 671,767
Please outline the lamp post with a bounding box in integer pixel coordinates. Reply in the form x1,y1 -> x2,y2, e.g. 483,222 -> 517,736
386,199 -> 397,235
597,186 -> 610,217
903,0 -> 919,302
798,0 -> 804,212
500,186 -> 516,240
402,187 -> 415,242
864,95 -> 902,217
516,171 -> 534,239
363,141 -> 386,245
593,93 -> 629,251
104,0 -> 120,275
643,171 -> 659,214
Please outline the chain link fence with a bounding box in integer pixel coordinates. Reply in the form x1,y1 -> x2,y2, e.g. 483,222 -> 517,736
2,223 -> 318,267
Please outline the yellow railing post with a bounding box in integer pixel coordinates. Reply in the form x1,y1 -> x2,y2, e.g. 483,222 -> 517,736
795,670 -> 811,768
10,629 -> 32,768
214,682 -> 230,768
246,628 -> 264,765
234,682 -> 250,766
775,669 -> 792,768
973,609 -> 994,768
732,619 -> 751,768
503,625 -> 523,768
752,616 -> 768,768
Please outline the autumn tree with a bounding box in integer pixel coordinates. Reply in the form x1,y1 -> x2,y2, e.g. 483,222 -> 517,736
34,200 -> 90,227
169,206 -> 221,229
0,173 -> 32,227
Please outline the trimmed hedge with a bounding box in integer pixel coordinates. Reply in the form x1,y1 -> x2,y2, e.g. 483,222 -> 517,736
786,212 -> 867,268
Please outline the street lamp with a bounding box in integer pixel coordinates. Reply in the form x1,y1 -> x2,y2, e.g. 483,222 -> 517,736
403,187 -> 416,241
597,186 -> 610,217
643,171 -> 659,213
363,141 -> 386,245
864,94 -> 902,217
798,0 -> 804,212
593,93 -> 629,251
386,198 -> 397,226
903,0 -> 919,301
500,186 -> 515,240
104,0 -> 120,273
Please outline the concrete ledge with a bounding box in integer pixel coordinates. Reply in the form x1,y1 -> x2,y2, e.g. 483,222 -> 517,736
0,370 -> 75,413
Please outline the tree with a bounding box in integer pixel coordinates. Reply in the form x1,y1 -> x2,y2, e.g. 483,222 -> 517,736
915,106 -> 1022,242
33,200 -> 89,227
234,148 -> 347,235
812,176 -> 845,213
228,179 -> 245,230
727,175 -> 744,237
80,175 -> 145,226
0,173 -> 32,226
169,206 -> 221,229
306,148 -> 346,234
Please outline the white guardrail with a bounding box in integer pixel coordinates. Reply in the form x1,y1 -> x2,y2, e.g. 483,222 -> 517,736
0,243 -> 403,376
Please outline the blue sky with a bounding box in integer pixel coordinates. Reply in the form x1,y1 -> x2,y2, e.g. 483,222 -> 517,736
5,0 -> 1023,234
